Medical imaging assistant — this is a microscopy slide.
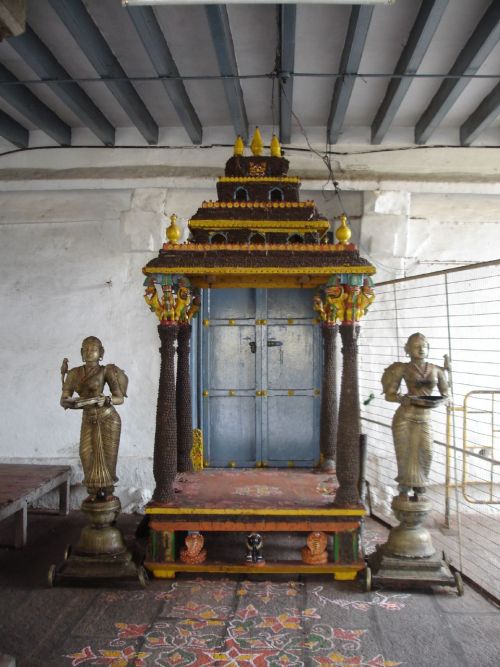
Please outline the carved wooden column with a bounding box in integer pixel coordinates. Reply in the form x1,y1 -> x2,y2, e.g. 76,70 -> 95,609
320,323 -> 338,472
334,324 -> 361,507
153,324 -> 178,503
176,324 -> 193,473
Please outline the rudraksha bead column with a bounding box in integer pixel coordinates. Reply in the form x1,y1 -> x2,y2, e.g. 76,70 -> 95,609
153,324 -> 178,503
320,323 -> 338,472
334,324 -> 361,507
176,324 -> 193,473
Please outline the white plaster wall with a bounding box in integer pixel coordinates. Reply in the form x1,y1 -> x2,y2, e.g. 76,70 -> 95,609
0,185 -> 213,509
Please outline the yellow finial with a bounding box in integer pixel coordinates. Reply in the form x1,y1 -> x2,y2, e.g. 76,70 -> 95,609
335,214 -> 352,245
234,135 -> 244,156
250,127 -> 264,156
166,213 -> 182,245
270,134 -> 281,157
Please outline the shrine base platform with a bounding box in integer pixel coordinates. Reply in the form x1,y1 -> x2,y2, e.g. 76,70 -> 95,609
145,469 -> 365,580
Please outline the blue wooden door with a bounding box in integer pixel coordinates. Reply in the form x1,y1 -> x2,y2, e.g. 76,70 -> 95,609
201,288 -> 321,467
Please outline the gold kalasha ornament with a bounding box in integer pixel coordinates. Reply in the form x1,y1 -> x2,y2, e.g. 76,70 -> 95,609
166,213 -> 182,245
335,214 -> 352,245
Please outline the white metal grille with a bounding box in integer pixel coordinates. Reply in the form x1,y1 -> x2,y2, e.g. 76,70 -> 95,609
359,259 -> 500,600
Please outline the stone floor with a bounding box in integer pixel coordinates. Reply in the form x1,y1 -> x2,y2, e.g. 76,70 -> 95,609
0,511 -> 499,667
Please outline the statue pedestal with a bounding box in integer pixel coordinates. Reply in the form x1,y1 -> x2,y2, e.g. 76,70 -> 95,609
48,497 -> 146,587
366,495 -> 463,595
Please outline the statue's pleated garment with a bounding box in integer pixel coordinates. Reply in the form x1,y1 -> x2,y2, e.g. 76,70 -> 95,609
80,406 -> 121,495
392,406 -> 432,489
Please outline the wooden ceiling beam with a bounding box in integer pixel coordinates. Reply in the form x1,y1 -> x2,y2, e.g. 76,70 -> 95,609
327,5 -> 373,145
278,4 -> 296,145
9,24 -> 115,145
127,5 -> 202,144
49,0 -> 158,144
0,107 -> 28,147
460,82 -> 500,146
371,0 -> 449,144
0,62 -> 71,145
415,0 -> 500,144
205,4 -> 248,143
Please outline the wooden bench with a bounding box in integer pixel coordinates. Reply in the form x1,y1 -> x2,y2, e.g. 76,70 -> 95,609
0,464 -> 71,548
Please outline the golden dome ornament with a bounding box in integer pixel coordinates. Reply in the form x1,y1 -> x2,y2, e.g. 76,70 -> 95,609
233,135 -> 245,156
335,214 -> 352,245
166,213 -> 182,245
270,134 -> 282,157
250,127 -> 264,156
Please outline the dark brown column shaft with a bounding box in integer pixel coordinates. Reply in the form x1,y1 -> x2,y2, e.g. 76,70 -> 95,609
153,324 -> 178,503
176,324 -> 193,473
334,324 -> 361,507
320,323 -> 338,472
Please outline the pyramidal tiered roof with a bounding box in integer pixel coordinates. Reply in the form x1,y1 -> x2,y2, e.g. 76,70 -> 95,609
143,129 -> 375,290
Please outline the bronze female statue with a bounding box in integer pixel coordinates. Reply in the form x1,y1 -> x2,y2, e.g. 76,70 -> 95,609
60,336 -> 128,499
382,333 -> 448,499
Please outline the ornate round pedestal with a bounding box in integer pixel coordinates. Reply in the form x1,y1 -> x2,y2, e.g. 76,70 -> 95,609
48,496 -> 146,587
384,495 -> 435,558
367,493 -> 460,595
76,497 -> 128,556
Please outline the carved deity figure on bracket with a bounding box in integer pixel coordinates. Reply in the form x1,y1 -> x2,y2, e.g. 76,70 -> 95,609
382,333 -> 448,500
60,336 -> 128,499
143,281 -> 200,325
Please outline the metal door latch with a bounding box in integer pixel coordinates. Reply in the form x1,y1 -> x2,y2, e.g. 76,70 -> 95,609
267,340 -> 283,347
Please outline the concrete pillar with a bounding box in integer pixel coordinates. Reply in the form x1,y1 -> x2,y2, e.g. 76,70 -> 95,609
360,190 -> 411,280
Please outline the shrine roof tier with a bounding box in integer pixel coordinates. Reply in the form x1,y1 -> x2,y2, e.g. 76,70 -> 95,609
143,243 -> 375,289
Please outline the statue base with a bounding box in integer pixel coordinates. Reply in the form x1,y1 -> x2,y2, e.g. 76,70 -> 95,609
48,497 -> 147,588
366,545 -> 462,594
364,495 -> 463,595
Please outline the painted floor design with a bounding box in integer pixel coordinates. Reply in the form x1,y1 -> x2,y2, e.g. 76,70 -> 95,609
64,579 -> 404,667
2,513 -> 500,667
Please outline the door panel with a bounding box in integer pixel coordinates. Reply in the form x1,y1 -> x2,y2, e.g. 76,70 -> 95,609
210,287 -> 256,319
267,324 -> 314,390
266,395 -> 317,462
202,288 -> 320,467
209,325 -> 256,390
267,288 -> 314,318
208,396 -> 257,466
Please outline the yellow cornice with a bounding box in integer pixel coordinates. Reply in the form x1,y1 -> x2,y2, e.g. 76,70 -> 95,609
218,176 -> 299,183
161,242 -> 356,252
144,265 -> 375,276
201,201 -> 314,209
146,506 -> 365,516
188,219 -> 329,232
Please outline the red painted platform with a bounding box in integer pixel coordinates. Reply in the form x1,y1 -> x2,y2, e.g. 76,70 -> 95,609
149,469 -> 342,511
145,469 -> 366,580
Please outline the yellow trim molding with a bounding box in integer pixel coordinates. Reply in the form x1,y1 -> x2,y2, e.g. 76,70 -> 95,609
144,265 -> 375,276
146,506 -> 365,516
218,176 -> 300,183
188,219 -> 329,231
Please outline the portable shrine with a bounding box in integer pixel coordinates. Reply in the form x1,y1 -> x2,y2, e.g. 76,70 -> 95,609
141,129 -> 375,578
